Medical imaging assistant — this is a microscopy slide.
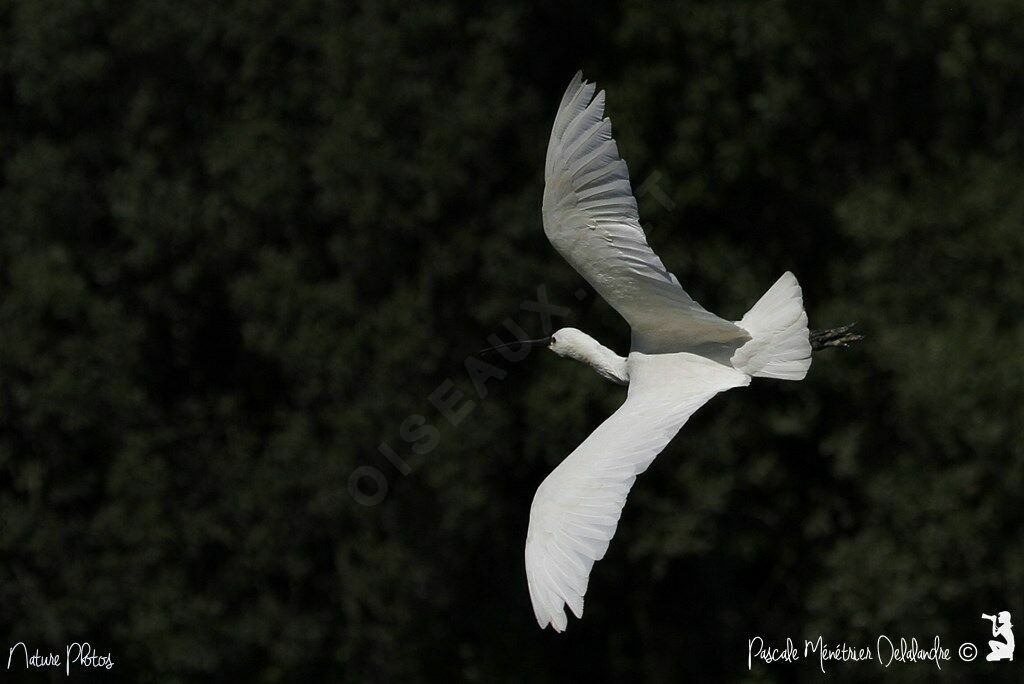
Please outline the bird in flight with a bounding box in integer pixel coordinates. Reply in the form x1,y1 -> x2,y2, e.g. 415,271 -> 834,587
515,72 -> 812,632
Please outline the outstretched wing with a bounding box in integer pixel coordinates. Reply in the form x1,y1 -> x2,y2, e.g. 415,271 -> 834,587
525,353 -> 750,631
542,72 -> 748,348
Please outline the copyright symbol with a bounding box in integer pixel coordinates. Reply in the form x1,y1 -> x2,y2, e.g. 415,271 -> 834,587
959,642 -> 977,661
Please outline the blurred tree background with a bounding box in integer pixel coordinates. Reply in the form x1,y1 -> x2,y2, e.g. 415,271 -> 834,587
2,0 -> 1023,681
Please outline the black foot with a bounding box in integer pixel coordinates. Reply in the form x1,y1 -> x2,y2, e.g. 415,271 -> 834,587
810,323 -> 864,351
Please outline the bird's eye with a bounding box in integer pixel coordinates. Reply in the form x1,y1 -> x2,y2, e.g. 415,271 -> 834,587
550,337 -> 557,345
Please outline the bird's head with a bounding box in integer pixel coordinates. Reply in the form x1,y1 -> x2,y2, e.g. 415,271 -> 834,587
477,327 -> 593,360
547,327 -> 590,359
478,327 -> 628,385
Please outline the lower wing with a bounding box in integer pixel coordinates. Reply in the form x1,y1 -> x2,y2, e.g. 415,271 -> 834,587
525,352 -> 750,631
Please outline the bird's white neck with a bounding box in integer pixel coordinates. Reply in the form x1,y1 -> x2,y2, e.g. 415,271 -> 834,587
562,335 -> 628,385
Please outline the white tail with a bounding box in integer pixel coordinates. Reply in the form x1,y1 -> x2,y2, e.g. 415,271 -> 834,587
731,272 -> 811,380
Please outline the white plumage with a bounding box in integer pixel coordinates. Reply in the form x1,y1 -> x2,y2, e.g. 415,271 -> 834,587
542,73 -> 751,348
525,72 -> 812,632
731,272 -> 813,380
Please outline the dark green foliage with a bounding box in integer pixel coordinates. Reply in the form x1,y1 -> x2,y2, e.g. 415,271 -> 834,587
2,1 -> 1022,681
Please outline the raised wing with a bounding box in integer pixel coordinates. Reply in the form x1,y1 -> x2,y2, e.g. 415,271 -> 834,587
525,352 -> 750,631
542,72 -> 748,348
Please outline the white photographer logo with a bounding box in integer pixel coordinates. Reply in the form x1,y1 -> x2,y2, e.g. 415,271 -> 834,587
981,611 -> 1014,662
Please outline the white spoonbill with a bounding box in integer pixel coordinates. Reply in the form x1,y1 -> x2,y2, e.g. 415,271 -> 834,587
519,72 -> 813,632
